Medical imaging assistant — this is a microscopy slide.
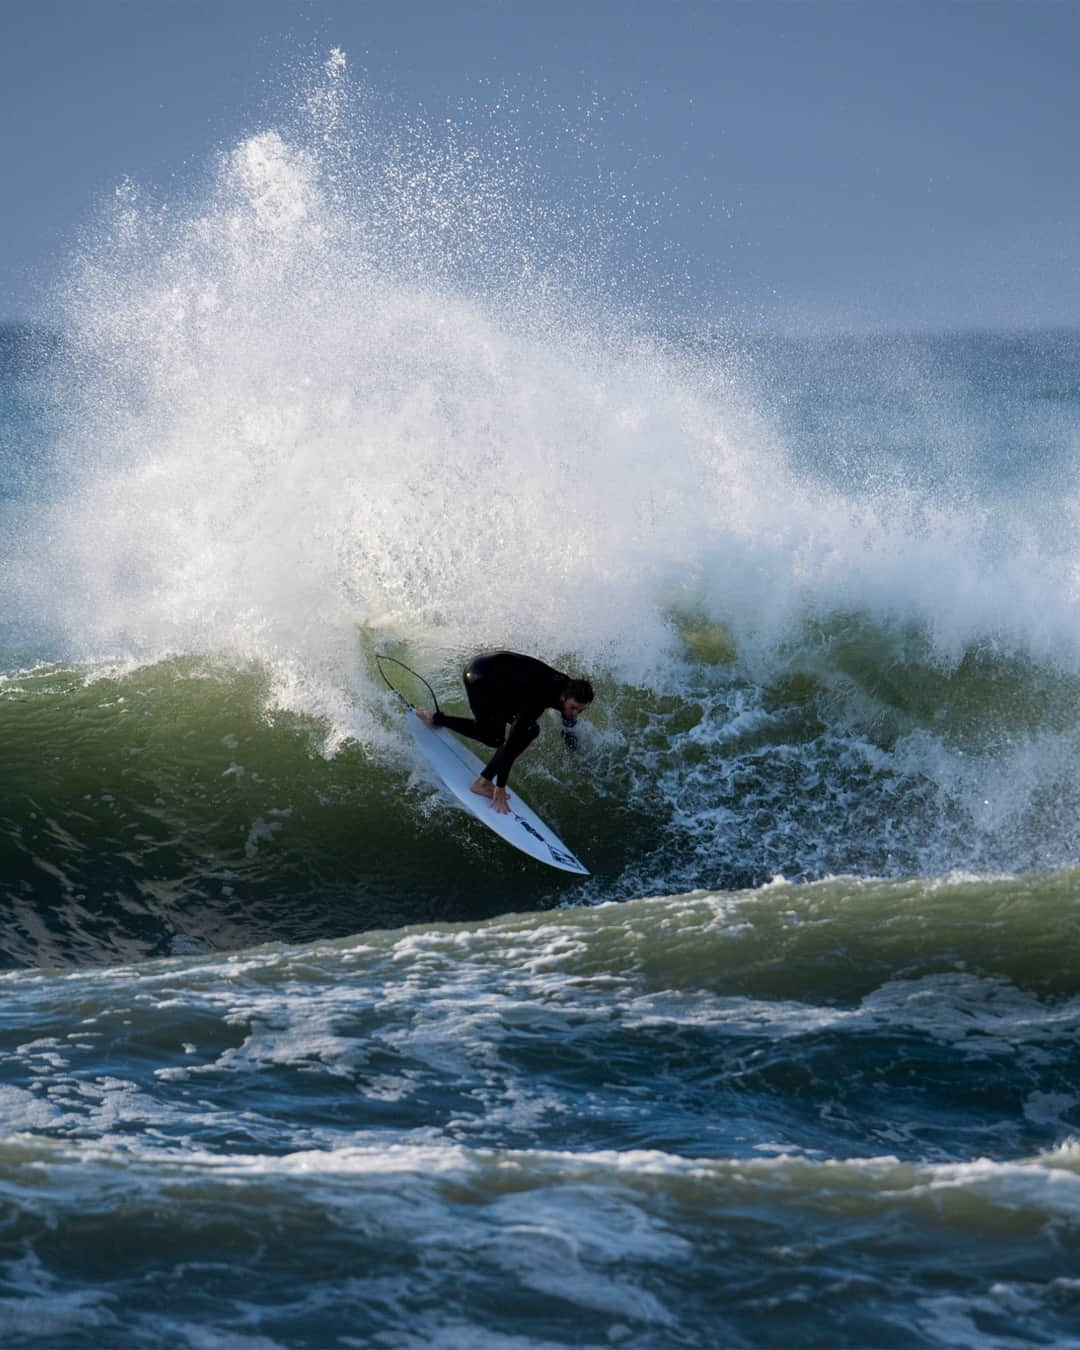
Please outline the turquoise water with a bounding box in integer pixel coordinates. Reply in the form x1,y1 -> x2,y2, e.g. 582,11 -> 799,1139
3,56 -> 1080,1349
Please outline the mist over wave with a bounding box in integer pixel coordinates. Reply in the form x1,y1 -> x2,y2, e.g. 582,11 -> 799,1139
13,53 -> 1078,674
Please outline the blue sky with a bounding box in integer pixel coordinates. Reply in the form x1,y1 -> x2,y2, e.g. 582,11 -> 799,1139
3,0 -> 1078,332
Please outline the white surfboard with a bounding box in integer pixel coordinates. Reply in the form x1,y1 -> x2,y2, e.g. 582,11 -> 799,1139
405,709 -> 589,875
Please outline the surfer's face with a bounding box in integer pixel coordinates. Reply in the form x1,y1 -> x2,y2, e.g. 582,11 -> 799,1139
561,695 -> 591,719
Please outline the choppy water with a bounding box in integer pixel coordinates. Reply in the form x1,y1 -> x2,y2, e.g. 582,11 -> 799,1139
3,50 -> 1080,1349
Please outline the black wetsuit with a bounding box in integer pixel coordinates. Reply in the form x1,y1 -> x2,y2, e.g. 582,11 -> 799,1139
432,651 -> 576,787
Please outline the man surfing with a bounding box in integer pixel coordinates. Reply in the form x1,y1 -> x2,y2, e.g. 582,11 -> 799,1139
416,650 -> 594,814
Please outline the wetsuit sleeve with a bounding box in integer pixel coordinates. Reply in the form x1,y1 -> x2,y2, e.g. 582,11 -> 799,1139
485,705 -> 544,787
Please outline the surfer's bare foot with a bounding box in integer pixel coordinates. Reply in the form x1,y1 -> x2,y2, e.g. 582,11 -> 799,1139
416,709 -> 436,729
471,779 -> 511,814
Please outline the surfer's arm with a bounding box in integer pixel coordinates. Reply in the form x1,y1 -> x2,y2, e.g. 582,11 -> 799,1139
484,710 -> 542,786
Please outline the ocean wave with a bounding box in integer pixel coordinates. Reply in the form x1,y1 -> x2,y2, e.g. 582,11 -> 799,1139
1,1134 -> 1079,1349
4,649 -> 1080,969
5,57 -> 1080,952
3,884 -> 1079,1177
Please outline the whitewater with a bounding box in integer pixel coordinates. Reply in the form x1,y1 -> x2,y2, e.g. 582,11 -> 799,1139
2,51 -> 1080,1348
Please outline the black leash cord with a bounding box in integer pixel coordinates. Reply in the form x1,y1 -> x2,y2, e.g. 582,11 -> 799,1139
374,653 -> 441,714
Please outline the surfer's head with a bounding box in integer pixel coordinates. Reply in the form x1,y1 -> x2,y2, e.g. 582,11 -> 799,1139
560,678 -> 594,719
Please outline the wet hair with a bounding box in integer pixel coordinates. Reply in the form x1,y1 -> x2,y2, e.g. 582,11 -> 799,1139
565,677 -> 594,705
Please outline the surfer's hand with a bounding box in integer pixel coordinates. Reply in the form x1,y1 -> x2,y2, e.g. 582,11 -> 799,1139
491,786 -> 511,814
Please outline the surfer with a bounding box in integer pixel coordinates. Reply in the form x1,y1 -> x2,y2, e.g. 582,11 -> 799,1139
416,651 -> 594,814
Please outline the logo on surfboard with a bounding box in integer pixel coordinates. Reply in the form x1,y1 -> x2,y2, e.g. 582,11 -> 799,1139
512,814 -> 585,872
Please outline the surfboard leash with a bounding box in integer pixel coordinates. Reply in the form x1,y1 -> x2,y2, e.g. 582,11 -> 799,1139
374,653 -> 441,714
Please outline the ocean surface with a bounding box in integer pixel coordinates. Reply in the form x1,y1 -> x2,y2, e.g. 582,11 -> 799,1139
4,56 -> 1080,1349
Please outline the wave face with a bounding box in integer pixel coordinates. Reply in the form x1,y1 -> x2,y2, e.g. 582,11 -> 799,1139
4,51 -> 1080,1348
4,616 -> 1080,970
